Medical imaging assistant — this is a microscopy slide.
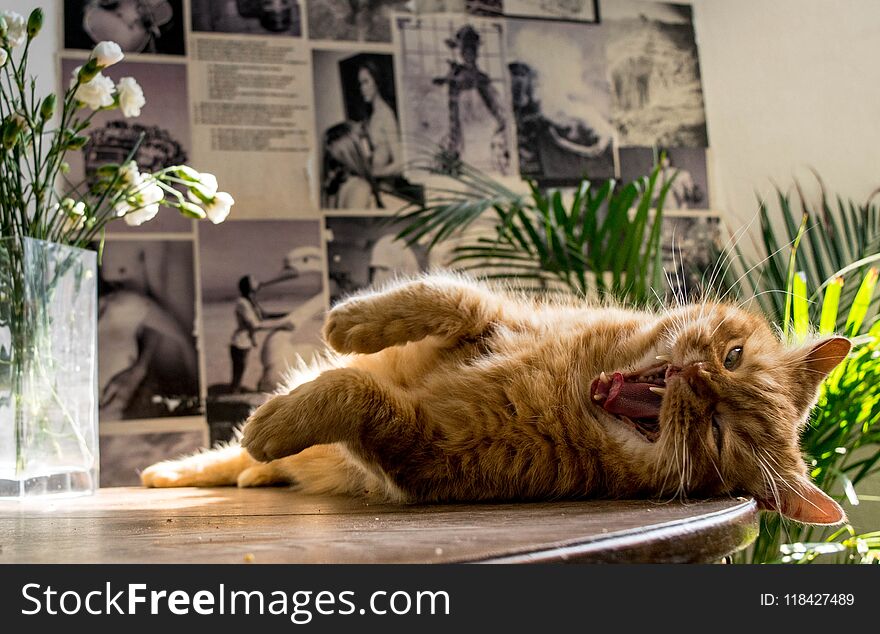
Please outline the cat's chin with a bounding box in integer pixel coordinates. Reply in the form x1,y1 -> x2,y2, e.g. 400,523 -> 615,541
590,361 -> 672,444
595,409 -> 660,444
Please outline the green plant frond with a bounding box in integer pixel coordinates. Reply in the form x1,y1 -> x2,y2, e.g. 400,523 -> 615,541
844,268 -> 879,336
818,277 -> 844,335
792,271 -> 810,339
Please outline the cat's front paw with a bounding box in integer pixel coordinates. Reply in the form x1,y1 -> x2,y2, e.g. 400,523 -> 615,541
241,383 -> 323,462
323,299 -> 388,354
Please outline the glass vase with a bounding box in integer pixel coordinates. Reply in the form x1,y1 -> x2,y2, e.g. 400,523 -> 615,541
0,237 -> 99,499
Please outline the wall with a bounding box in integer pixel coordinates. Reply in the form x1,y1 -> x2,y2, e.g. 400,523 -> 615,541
29,1 -> 880,242
693,0 -> 880,230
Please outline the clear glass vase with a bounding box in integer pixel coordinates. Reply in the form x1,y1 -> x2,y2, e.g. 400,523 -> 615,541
0,237 -> 99,499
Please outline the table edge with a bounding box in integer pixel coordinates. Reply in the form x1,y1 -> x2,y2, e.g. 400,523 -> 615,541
472,497 -> 760,564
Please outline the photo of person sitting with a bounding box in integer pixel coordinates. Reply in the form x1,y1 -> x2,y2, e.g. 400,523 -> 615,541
316,52 -> 423,210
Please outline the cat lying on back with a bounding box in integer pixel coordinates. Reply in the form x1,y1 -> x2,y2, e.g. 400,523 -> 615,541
142,273 -> 850,525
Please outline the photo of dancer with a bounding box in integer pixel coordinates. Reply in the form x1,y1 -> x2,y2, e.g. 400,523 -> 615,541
396,15 -> 517,176
313,51 -> 423,210
199,220 -> 325,435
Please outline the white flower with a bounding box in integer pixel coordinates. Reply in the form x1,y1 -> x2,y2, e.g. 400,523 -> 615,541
204,191 -> 234,224
118,161 -> 140,184
117,174 -> 165,226
91,41 -> 124,68
71,68 -> 115,110
0,49 -> 8,68
121,202 -> 160,226
1,11 -> 26,48
140,179 -> 165,206
187,172 -> 218,203
54,199 -> 87,233
116,77 -> 144,118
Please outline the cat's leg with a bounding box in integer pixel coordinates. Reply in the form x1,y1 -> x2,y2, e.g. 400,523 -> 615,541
141,442 -> 379,496
238,444 -> 386,497
141,444 -> 257,487
323,274 -> 507,354
242,368 -> 417,473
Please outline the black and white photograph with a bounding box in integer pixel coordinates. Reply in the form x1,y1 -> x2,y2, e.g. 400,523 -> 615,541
504,0 -> 599,22
619,146 -> 709,209
396,15 -> 518,177
100,430 -> 205,486
191,0 -> 303,36
604,0 -> 708,147
312,50 -> 423,211
466,0 -> 503,16
660,212 -> 721,299
506,18 -> 615,184
325,216 -> 429,304
61,58 -> 193,233
198,220 -> 325,430
411,0 -> 465,12
63,0 -> 186,56
306,0 -> 411,42
97,239 -> 201,423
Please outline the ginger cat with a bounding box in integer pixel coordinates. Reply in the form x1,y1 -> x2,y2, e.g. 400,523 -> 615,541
142,273 -> 849,525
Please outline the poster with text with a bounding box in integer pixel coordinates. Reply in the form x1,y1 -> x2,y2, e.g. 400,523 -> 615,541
188,34 -> 315,219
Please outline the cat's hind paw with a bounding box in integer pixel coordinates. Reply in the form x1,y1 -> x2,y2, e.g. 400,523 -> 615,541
141,461 -> 198,488
140,445 -> 254,488
237,463 -> 288,488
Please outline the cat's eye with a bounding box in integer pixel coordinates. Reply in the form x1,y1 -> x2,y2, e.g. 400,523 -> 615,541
711,416 -> 723,454
723,346 -> 743,370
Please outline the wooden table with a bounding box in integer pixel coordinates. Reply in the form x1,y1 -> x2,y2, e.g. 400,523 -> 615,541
0,488 -> 758,563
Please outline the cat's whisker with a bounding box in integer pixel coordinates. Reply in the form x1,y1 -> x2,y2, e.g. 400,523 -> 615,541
697,432 -> 727,492
704,213 -> 760,303
717,227 -> 807,306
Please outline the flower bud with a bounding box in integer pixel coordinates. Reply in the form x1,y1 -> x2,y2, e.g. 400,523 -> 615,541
77,59 -> 100,83
39,94 -> 55,120
66,134 -> 89,150
177,201 -> 206,219
26,8 -> 42,38
173,165 -> 201,182
0,15 -> 7,38
90,41 -> 124,68
2,118 -> 20,149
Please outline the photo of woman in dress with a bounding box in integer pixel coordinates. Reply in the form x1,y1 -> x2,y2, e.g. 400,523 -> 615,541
314,51 -> 422,210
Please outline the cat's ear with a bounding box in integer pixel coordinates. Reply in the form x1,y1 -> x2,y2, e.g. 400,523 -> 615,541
758,478 -> 846,525
803,337 -> 851,383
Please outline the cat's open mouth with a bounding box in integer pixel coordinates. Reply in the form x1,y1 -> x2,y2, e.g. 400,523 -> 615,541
589,362 -> 669,442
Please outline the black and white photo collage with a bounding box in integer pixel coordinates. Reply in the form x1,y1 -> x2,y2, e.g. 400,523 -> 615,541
60,0 -> 719,483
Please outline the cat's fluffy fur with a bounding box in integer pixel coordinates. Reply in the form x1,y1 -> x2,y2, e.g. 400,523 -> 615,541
142,273 -> 849,525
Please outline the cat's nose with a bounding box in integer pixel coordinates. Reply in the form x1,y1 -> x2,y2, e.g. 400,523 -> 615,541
682,361 -> 710,378
678,362 -> 714,397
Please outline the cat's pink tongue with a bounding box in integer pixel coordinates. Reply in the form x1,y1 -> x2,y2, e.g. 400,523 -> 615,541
596,372 -> 663,419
